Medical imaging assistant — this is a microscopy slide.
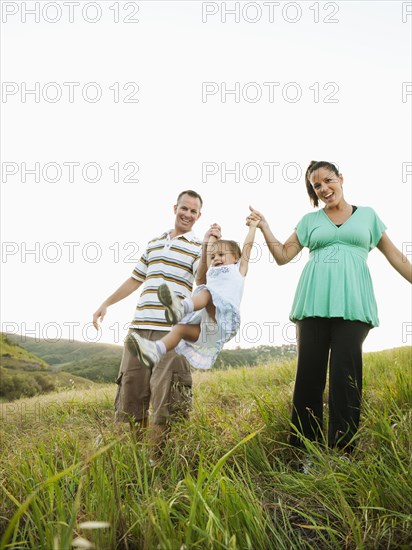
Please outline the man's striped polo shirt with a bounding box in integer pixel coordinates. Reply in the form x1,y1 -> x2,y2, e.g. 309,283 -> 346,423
130,230 -> 202,331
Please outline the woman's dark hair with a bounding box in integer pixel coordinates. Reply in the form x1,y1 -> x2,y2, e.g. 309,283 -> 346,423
305,161 -> 340,207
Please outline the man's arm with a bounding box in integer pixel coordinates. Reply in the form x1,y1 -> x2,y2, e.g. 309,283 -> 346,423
93,277 -> 142,329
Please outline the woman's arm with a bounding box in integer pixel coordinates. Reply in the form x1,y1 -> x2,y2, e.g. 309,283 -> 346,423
377,232 -> 412,283
248,206 -> 303,265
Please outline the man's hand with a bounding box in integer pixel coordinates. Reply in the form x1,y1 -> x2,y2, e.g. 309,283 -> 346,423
92,277 -> 141,330
93,304 -> 107,330
203,223 -> 221,243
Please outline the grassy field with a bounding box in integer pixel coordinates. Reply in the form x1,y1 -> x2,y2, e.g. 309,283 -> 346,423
0,347 -> 411,549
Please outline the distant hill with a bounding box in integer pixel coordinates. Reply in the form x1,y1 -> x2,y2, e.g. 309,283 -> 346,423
6,334 -> 123,383
0,333 -> 95,402
1,333 -> 48,370
5,333 -> 296,384
6,334 -> 123,367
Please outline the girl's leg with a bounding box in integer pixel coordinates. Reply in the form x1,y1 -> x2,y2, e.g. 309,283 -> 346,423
161,323 -> 201,351
328,319 -> 370,450
158,284 -> 215,324
126,326 -> 200,369
290,318 -> 331,448
188,289 -> 216,320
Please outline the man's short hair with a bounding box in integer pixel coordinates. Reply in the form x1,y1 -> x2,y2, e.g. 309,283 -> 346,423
176,190 -> 203,209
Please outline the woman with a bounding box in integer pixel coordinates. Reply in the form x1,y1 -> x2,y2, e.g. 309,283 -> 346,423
248,160 -> 412,451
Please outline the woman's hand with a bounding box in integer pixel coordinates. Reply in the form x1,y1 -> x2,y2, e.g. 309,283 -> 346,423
247,215 -> 261,228
247,206 -> 268,230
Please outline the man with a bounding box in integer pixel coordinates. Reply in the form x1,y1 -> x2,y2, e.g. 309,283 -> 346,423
93,190 -> 216,457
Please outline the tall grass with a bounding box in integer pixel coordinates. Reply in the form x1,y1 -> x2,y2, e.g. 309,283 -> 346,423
1,347 -> 411,549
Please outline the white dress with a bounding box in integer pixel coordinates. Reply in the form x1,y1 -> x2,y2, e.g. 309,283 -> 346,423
175,262 -> 245,369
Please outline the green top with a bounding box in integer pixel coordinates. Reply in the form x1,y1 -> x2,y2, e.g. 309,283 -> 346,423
290,206 -> 387,327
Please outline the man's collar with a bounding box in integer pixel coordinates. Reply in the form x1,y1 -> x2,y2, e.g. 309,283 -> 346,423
167,229 -> 197,242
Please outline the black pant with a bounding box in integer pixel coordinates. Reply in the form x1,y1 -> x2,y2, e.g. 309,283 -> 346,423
290,317 -> 371,449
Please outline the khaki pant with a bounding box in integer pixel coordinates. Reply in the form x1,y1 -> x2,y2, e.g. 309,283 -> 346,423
114,329 -> 192,426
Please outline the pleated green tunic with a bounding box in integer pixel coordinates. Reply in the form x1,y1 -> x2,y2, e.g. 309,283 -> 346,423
290,207 -> 386,327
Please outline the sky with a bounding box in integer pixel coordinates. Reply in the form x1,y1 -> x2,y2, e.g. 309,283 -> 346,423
1,0 -> 411,352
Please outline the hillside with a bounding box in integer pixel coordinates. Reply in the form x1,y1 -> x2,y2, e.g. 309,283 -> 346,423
6,333 -> 123,368
6,333 -> 123,383
0,346 -> 411,549
0,334 -> 95,402
0,333 -> 48,370
5,333 -> 297,383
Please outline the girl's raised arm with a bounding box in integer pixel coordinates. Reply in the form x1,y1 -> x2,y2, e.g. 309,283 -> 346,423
239,217 -> 259,276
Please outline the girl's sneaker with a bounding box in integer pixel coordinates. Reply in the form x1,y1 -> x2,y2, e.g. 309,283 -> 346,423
157,284 -> 184,324
125,332 -> 160,368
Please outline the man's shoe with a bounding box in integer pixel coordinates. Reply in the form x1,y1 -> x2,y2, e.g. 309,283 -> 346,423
157,283 -> 185,324
125,332 -> 161,368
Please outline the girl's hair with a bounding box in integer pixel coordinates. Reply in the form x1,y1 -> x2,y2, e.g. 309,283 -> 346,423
208,239 -> 242,263
305,160 -> 340,207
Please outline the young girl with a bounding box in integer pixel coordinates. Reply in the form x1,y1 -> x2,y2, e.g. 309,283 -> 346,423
125,217 -> 259,370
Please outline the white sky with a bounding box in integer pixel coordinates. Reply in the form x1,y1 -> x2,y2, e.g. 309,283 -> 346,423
1,0 -> 411,352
